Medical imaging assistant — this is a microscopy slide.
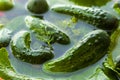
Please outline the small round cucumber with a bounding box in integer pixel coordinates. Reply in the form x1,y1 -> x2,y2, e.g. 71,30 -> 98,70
43,30 -> 110,73
52,5 -> 119,34
26,0 -> 49,14
0,27 -> 11,48
10,30 -> 54,64
25,16 -> 70,44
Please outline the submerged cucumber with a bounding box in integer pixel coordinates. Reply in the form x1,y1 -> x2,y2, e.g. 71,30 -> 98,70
43,30 -> 110,73
10,30 -> 54,64
52,5 -> 119,34
25,16 -> 70,44
0,27 -> 11,48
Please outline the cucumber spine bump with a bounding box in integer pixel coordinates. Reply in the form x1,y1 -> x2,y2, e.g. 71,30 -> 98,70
43,30 -> 110,73
10,30 -> 54,64
52,5 -> 119,34
25,16 -> 70,44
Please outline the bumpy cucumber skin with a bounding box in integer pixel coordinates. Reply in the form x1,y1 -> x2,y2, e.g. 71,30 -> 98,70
10,30 -> 54,64
25,16 -> 70,44
43,30 -> 110,73
52,5 -> 119,33
0,28 -> 11,48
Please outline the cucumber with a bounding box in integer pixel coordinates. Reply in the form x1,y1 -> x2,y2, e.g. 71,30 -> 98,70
0,48 -> 42,80
0,0 -> 14,11
52,5 -> 119,34
43,30 -> 110,73
26,0 -> 49,14
0,28 -> 11,48
10,30 -> 54,64
25,16 -> 70,44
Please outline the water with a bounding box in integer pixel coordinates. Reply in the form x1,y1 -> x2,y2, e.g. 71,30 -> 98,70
0,0 -> 119,80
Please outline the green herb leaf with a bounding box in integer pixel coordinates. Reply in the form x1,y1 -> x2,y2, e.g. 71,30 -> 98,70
89,68 -> 111,80
0,0 -> 14,11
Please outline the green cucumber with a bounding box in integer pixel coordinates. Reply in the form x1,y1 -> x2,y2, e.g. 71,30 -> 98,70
26,0 -> 49,14
52,5 -> 119,34
0,0 -> 14,11
25,16 -> 70,44
43,30 -> 110,73
0,27 -> 11,48
10,30 -> 54,64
